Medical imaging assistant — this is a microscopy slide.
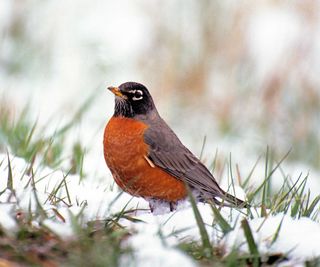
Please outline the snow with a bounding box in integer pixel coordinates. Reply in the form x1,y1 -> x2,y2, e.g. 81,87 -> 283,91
42,216 -> 75,239
0,203 -> 17,234
0,153 -> 198,265
222,214 -> 320,262
1,152 -> 319,266
123,222 -> 196,267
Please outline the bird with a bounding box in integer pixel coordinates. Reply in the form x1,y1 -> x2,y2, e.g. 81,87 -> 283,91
103,82 -> 249,212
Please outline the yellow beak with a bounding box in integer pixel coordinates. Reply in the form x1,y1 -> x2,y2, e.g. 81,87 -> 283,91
107,86 -> 126,98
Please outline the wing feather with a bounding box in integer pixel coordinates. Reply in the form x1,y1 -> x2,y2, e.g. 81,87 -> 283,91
144,119 -> 220,193
142,117 -> 248,207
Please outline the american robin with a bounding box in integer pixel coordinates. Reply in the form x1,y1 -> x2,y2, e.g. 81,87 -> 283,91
103,82 -> 249,212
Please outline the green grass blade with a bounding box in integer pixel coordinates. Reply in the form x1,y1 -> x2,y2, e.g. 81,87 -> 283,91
261,146 -> 270,217
209,148 -> 218,173
242,155 -> 261,189
248,149 -> 291,203
30,169 -> 47,219
290,175 -> 308,217
63,177 -> 72,206
25,119 -> 38,148
274,173 -> 303,213
241,219 -> 259,265
199,135 -> 207,161
186,184 -> 212,258
304,195 -> 320,217
54,92 -> 97,137
6,151 -> 13,190
210,203 -> 232,234
228,153 -> 237,203
271,215 -> 285,245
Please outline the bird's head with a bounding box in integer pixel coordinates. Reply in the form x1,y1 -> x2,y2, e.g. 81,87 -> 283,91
108,82 -> 156,118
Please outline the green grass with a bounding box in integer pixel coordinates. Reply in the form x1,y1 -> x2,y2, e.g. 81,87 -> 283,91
182,148 -> 320,266
0,95 -> 94,177
0,213 -> 133,266
0,100 -> 319,266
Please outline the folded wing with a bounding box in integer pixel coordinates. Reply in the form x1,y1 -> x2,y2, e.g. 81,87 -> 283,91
143,117 -> 247,207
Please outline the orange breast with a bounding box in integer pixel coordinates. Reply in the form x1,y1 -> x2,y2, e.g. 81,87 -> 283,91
103,116 -> 187,201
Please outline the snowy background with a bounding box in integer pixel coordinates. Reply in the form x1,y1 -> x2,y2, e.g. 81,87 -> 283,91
0,1 -> 320,266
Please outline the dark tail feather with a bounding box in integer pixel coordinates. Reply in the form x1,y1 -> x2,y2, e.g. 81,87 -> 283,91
222,192 -> 250,208
194,187 -> 250,208
198,191 -> 250,208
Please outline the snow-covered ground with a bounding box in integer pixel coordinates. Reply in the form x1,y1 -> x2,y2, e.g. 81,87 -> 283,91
0,153 -> 319,266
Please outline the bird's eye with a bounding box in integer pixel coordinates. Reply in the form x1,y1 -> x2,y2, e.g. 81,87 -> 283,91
132,90 -> 143,101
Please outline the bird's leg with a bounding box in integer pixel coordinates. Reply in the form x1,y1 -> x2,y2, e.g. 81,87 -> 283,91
169,201 -> 177,212
147,198 -> 178,214
149,201 -> 154,213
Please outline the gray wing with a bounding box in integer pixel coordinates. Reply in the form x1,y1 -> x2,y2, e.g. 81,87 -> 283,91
142,116 -> 248,207
143,117 -> 225,201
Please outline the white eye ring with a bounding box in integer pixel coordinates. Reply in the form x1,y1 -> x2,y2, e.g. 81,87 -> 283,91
132,89 -> 143,101
132,95 -> 143,101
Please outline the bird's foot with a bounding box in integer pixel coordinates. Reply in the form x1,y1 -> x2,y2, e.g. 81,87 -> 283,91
147,198 -> 178,215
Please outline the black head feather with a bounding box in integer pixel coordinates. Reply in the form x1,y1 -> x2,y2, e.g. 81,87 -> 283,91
112,82 -> 155,118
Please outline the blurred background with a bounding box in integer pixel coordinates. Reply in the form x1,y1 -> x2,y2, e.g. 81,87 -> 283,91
0,0 -> 319,184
